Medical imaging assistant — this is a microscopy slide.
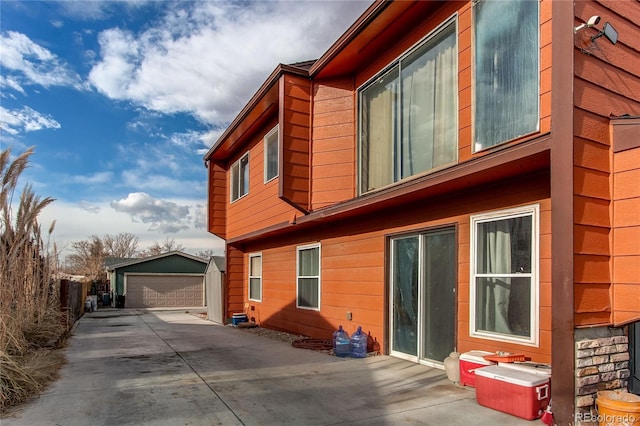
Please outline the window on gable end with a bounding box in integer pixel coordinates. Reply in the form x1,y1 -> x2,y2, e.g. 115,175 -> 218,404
230,152 -> 249,203
264,125 -> 279,183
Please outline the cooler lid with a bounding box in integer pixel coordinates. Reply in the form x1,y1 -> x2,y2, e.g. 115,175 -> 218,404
475,365 -> 549,387
460,350 -> 495,364
498,361 -> 551,377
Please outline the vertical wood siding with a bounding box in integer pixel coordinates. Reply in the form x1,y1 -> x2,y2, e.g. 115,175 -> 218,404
207,162 -> 227,239
573,0 -> 640,326
311,77 -> 356,209
237,174 -> 551,361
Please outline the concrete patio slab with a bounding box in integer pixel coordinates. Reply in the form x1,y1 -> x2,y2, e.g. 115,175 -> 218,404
2,310 -> 537,425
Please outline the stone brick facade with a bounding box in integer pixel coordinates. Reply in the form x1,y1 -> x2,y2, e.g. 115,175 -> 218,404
575,327 -> 630,425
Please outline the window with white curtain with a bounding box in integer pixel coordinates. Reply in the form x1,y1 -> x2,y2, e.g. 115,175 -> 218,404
264,125 -> 279,183
249,253 -> 262,302
230,152 -> 249,202
358,19 -> 457,194
473,0 -> 539,151
470,205 -> 539,345
297,244 -> 320,310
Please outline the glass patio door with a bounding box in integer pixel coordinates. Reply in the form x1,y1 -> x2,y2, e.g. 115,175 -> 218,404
390,228 -> 456,365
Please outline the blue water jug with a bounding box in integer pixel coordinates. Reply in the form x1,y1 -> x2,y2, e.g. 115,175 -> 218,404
333,325 -> 345,349
334,327 -> 350,357
350,326 -> 368,358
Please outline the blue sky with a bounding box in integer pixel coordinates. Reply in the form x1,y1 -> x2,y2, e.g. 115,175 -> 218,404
1,0 -> 371,259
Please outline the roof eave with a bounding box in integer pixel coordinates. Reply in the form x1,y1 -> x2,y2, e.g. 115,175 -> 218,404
308,0 -> 390,77
203,63 -> 311,163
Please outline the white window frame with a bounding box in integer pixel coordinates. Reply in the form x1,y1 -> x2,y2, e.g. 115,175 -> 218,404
469,204 -> 540,346
264,125 -> 279,183
248,253 -> 262,302
230,152 -> 249,203
296,243 -> 321,311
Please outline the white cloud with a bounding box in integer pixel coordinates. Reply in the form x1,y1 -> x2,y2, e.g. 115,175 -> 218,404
0,106 -> 61,134
88,1 -> 371,124
0,75 -> 26,96
38,199 -> 224,259
57,0 -> 153,21
0,31 -> 84,90
70,171 -> 114,185
110,192 -> 192,233
79,200 -> 101,214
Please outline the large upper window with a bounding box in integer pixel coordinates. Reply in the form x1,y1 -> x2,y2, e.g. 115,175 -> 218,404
473,0 -> 539,151
470,205 -> 539,345
230,152 -> 249,202
297,244 -> 320,310
358,19 -> 457,194
264,125 -> 279,182
249,253 -> 262,302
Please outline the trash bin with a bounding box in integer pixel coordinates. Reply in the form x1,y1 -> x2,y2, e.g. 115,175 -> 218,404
115,295 -> 125,308
596,391 -> 640,426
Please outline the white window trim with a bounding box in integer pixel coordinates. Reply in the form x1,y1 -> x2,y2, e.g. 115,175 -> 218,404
296,243 -> 321,311
248,252 -> 262,302
230,151 -> 249,203
264,124 -> 279,183
469,204 -> 540,347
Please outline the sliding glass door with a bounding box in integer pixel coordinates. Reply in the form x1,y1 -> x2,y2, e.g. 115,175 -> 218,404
390,227 -> 456,364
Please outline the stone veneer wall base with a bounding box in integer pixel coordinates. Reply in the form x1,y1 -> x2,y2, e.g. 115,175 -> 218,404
574,326 -> 630,426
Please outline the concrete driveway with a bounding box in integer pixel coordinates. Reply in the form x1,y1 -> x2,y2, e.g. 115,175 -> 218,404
2,310 -> 534,425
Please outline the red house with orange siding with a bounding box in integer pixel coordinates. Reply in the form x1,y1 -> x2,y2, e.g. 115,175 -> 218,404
204,1 -> 640,423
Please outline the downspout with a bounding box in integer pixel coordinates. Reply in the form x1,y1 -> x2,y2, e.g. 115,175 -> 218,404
550,0 -> 575,423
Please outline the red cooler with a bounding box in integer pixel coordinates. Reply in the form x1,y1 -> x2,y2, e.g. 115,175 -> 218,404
474,365 -> 550,420
459,350 -> 495,387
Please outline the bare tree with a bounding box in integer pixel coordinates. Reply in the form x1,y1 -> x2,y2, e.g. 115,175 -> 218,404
140,238 -> 185,257
66,235 -> 105,281
103,232 -> 139,258
195,249 -> 215,259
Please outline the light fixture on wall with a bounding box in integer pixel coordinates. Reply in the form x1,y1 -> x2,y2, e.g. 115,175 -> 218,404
574,15 -> 618,46
574,15 -> 601,33
591,22 -> 618,45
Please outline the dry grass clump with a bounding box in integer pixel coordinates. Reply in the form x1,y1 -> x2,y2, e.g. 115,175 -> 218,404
1,147 -> 66,413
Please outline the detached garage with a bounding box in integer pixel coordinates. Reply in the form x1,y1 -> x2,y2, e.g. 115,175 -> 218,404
108,251 -> 208,309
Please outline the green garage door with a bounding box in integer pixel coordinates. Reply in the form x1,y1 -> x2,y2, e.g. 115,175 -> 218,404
126,274 -> 204,308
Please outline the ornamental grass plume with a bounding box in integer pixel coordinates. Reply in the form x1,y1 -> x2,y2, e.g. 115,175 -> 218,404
1,147 -> 65,413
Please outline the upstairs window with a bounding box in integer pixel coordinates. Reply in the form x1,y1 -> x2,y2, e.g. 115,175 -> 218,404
473,0 -> 539,151
264,125 -> 279,183
230,152 -> 249,202
358,19 -> 457,194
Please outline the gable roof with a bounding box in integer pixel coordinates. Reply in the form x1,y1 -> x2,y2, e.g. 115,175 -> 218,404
107,251 -> 207,271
